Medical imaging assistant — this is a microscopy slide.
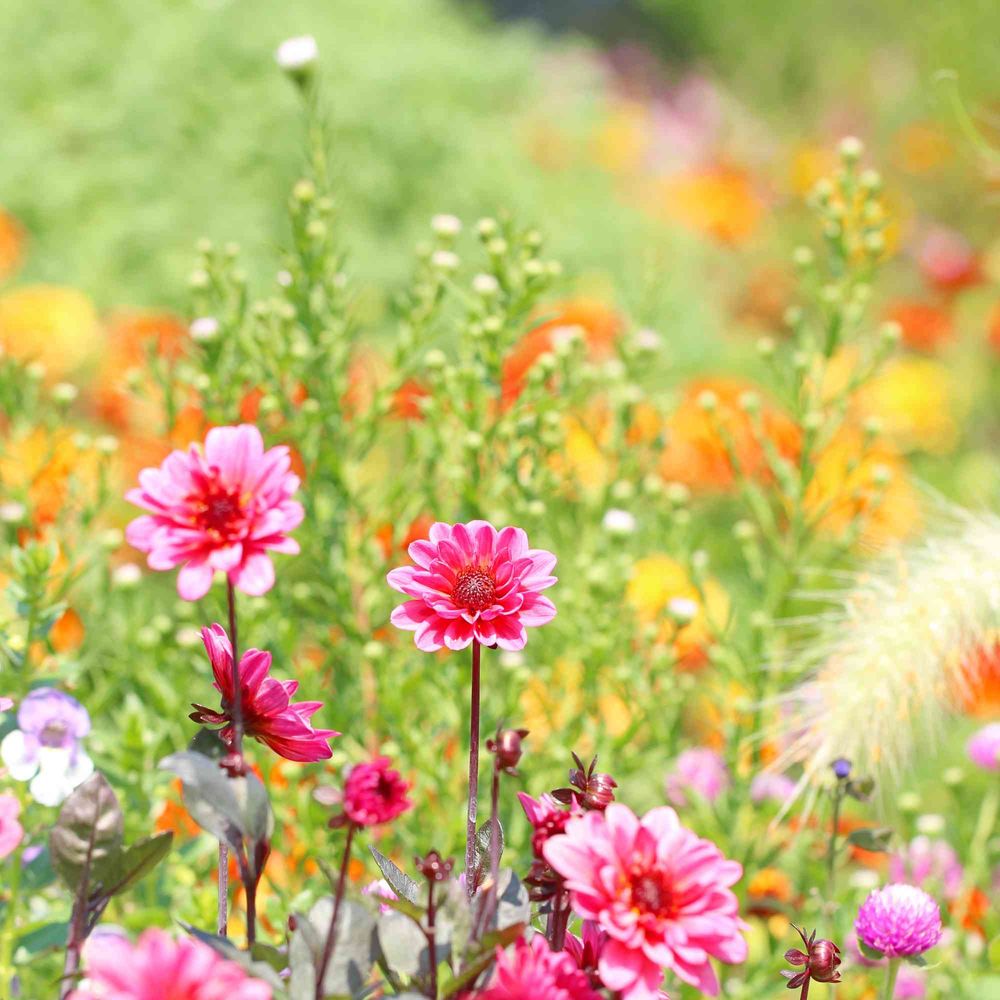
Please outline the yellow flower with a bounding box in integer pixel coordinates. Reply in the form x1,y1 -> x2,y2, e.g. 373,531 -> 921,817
592,100 -> 650,174
0,285 -> 100,377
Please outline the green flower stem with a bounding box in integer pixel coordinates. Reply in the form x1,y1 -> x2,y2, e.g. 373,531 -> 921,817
882,958 -> 900,1000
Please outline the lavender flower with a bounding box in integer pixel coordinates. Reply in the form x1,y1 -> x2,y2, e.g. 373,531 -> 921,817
855,884 -> 942,959
0,688 -> 93,806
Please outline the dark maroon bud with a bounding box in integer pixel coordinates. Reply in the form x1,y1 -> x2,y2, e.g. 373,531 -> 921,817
415,850 -> 454,883
487,727 -> 529,774
807,938 -> 842,983
553,752 -> 617,811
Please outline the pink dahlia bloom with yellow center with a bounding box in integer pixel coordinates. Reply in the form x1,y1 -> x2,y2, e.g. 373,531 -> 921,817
126,424 -> 303,600
190,624 -> 336,763
544,803 -> 747,999
386,520 -> 556,651
478,934 -> 603,1000
69,928 -> 271,999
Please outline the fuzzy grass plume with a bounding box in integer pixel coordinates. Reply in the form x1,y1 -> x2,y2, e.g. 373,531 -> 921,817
770,503 -> 1000,796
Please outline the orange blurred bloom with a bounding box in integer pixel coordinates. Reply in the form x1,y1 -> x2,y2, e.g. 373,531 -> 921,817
884,301 -> 953,353
375,513 -> 434,563
950,886 -> 990,935
951,633 -> 1000,717
392,379 -> 430,420
154,780 -> 200,838
501,299 -> 622,406
746,868 -> 794,917
659,377 -> 800,491
655,165 -> 764,246
50,608 -> 85,653
733,265 -> 796,331
988,302 -> 1000,356
894,122 -> 953,176
0,208 -> 25,280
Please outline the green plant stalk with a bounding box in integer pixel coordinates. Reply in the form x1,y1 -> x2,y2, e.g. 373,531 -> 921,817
826,784 -> 843,899
0,842 -> 23,997
882,958 -> 900,1000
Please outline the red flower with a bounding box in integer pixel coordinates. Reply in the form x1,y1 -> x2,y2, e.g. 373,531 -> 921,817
191,624 -> 337,763
343,756 -> 412,827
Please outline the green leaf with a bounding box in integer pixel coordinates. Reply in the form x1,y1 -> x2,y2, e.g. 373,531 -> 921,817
160,751 -> 273,849
858,940 -> 885,961
437,922 -> 524,997
904,953 -> 928,967
292,897 -> 377,998
14,921 -> 68,956
178,923 -> 285,989
97,832 -> 173,899
988,934 -> 1000,969
370,846 -> 420,904
376,910 -> 428,977
846,827 -> 893,852
49,772 -> 124,891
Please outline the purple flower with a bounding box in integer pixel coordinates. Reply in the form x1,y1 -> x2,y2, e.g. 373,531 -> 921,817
750,772 -> 797,806
966,723 -> 1000,771
889,837 -> 963,901
855,884 -> 942,959
665,747 -> 730,807
832,758 -> 852,779
0,688 -> 93,806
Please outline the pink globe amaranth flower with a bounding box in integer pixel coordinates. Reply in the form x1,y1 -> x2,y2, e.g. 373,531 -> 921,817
386,520 -> 556,651
544,803 -> 748,999
889,837 -> 963,901
68,928 -> 272,999
665,747 -> 730,807
190,624 -> 337,763
477,934 -> 602,1000
855,884 -> 943,959
342,756 -> 412,827
0,794 -> 23,859
126,424 -> 303,600
967,723 -> 1000,771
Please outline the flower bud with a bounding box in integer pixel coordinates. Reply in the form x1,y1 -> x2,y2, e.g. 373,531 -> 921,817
488,727 -> 528,774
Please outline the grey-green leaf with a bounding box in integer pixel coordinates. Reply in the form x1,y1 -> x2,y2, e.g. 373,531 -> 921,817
49,773 -> 124,891
97,832 -> 173,898
370,846 -> 420,904
304,897 -> 377,998
377,910 -> 430,977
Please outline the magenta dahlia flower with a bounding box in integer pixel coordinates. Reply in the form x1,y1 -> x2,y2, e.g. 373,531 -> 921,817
342,756 -> 412,827
126,424 -> 303,600
855,884 -> 943,959
69,928 -> 271,999
544,803 -> 747,999
477,934 -> 602,1000
190,624 -> 336,763
386,520 -> 556,651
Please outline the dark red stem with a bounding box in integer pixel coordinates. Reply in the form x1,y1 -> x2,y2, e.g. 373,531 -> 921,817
315,823 -> 356,1000
465,639 -> 482,895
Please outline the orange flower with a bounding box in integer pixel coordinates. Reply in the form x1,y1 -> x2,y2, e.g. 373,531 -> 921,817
0,208 -> 25,279
654,165 -> 763,245
893,122 -> 953,175
375,513 -> 434,562
733,265 -> 796,331
154,780 -> 200,838
659,377 -> 801,491
746,868 -> 794,917
884,301 -> 953,353
501,299 -> 622,406
0,285 -> 101,378
951,633 -> 1000,717
392,379 -> 430,420
950,886 -> 990,934
50,608 -> 85,653
988,302 -> 1000,356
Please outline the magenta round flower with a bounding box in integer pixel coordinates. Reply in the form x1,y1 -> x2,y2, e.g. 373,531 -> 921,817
544,803 -> 747,999
69,928 -> 271,999
966,723 -> 1000,771
889,837 -> 963,901
477,934 -> 602,1000
855,884 -> 943,959
126,424 -> 303,600
343,756 -> 412,827
665,748 -> 729,807
190,624 -> 336,763
386,520 -> 556,651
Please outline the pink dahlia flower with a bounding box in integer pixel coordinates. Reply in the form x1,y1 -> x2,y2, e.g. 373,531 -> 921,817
967,723 -> 1000,771
855,884 -> 943,959
126,424 -> 303,600
69,928 -> 271,999
544,803 -> 747,999
0,793 -> 23,859
665,747 -> 730,807
386,520 -> 556,651
190,624 -> 336,762
478,934 -> 602,1000
342,756 -> 412,827
564,921 -> 672,998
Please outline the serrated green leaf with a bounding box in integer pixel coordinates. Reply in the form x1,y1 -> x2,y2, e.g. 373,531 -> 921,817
369,846 -> 420,904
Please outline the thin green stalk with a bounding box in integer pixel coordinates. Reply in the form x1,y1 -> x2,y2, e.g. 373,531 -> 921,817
882,958 -> 900,1000
0,845 -> 23,996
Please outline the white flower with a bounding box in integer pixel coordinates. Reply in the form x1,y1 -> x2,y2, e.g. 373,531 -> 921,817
602,509 -> 636,536
430,250 -> 459,272
431,214 -> 462,237
633,328 -> 661,352
916,813 -> 946,836
1,731 -> 93,808
666,597 -> 699,624
472,273 -> 499,297
112,563 -> 142,588
189,316 -> 219,343
275,35 -> 318,73
0,502 -> 26,523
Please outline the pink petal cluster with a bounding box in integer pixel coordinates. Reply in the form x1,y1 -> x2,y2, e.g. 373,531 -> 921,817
889,837 -> 963,901
966,723 -> 1000,772
477,934 -> 602,1000
564,922 -> 672,999
126,425 -> 303,600
544,803 -> 747,999
0,793 -> 23,859
191,624 -> 336,763
69,928 -> 271,999
518,792 -> 574,859
342,756 -> 412,827
665,748 -> 730,807
855,884 -> 943,959
387,521 -> 556,651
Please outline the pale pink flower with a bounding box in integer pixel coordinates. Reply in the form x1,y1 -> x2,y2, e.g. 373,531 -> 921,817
190,624 -> 336,762
126,424 -> 303,600
69,928 -> 271,999
665,747 -> 730,807
888,837 -> 963,900
387,520 -> 556,651
0,794 -> 23,859
478,933 -> 602,1000
544,803 -> 747,999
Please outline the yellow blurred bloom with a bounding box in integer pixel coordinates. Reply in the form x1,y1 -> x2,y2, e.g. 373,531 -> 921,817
592,100 -> 650,174
652,165 -> 763,245
0,209 -> 25,280
0,285 -> 101,378
627,554 -> 729,670
520,658 -> 584,741
893,121 -> 953,175
787,143 -> 837,197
